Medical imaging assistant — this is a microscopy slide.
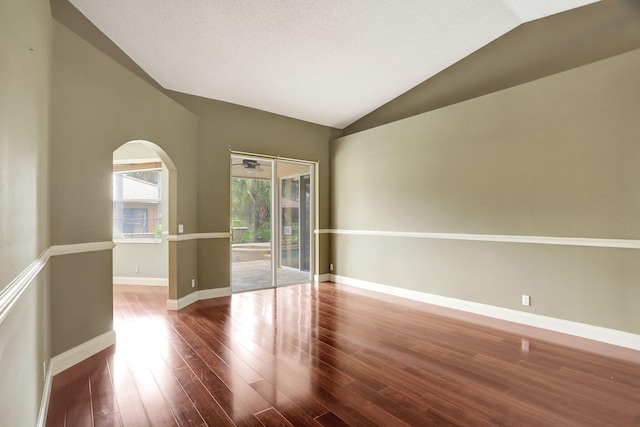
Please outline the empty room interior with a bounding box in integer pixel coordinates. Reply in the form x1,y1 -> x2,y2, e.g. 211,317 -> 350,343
2,0 -> 640,425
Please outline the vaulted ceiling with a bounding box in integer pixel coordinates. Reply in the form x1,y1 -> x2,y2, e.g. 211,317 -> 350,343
66,0 -> 600,129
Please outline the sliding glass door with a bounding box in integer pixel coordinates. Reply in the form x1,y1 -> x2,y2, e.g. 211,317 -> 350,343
230,154 -> 314,292
230,156 -> 273,292
277,161 -> 312,287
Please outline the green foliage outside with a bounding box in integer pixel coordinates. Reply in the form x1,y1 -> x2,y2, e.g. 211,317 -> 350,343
231,178 -> 271,243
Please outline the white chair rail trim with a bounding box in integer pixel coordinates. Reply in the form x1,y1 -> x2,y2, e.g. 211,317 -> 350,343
0,249 -> 51,325
1,242 -> 115,326
319,229 -> 640,249
167,232 -> 231,242
50,241 -> 116,256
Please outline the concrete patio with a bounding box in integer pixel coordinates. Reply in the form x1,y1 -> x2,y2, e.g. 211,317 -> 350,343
231,259 -> 312,292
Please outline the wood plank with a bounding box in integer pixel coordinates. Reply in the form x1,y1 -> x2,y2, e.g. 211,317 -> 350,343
253,407 -> 295,427
250,379 -> 323,427
124,357 -> 179,426
89,354 -> 119,419
314,411 -> 351,427
171,366 -> 238,427
46,283 -> 640,427
45,376 -> 68,427
94,411 -> 123,427
167,315 -> 271,415
146,352 -> 206,426
63,377 -> 92,427
107,356 -> 151,426
162,326 -> 264,427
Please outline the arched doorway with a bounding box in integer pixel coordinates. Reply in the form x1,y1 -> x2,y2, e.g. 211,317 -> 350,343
112,140 -> 177,300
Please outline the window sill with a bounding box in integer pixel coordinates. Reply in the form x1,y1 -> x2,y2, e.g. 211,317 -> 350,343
113,238 -> 163,244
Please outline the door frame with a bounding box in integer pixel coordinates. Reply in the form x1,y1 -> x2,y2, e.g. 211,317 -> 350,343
230,151 -> 317,291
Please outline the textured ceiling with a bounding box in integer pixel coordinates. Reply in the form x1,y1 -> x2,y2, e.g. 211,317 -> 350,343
68,0 -> 600,129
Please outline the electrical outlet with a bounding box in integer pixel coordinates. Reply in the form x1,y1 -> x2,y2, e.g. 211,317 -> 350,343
329,263 -> 334,271
179,224 -> 184,234
192,278 -> 196,288
135,266 -> 139,274
522,295 -> 531,306
43,361 -> 47,382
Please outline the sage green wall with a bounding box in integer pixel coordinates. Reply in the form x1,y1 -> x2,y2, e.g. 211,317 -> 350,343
0,0 -> 51,424
50,21 -> 199,354
0,270 -> 51,426
170,94 -> 337,289
0,0 -> 51,291
331,48 -> 640,334
344,0 -> 640,136
197,239 -> 231,291
50,252 -> 112,355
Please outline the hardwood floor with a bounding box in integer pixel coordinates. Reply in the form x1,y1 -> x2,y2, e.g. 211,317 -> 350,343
46,283 -> 640,426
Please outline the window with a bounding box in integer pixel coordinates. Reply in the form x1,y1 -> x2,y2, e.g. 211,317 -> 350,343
122,208 -> 148,235
113,164 -> 162,241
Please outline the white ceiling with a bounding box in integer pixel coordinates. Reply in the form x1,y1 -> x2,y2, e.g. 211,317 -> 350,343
68,0 -> 600,129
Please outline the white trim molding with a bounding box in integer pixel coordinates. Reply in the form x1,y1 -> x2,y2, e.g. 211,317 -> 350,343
331,274 -> 640,351
198,287 -> 232,300
167,232 -> 231,242
49,241 -> 116,256
323,229 -> 640,249
113,238 -> 162,244
0,249 -> 50,324
37,362 -> 53,427
167,287 -> 232,310
5,241 -> 121,426
167,292 -> 198,310
314,273 -> 331,282
50,330 -> 116,376
113,277 -> 168,286
2,242 -> 116,326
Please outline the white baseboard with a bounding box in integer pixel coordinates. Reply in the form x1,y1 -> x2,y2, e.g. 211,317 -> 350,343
167,287 -> 232,310
50,330 -> 116,376
198,287 -> 232,300
36,364 -> 53,427
113,276 -> 168,286
330,274 -> 640,352
314,273 -> 331,282
167,291 -> 198,310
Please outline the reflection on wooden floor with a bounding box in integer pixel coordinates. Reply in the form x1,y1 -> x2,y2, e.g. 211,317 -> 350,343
46,283 -> 640,426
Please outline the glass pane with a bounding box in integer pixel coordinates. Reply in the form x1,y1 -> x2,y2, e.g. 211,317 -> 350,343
112,168 -> 162,240
300,174 -> 311,272
277,161 -> 312,287
230,156 -> 273,292
281,177 -> 300,269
